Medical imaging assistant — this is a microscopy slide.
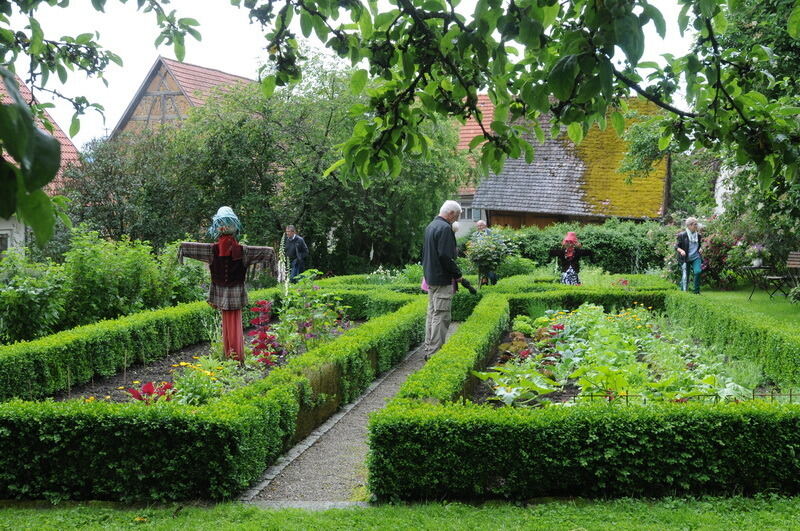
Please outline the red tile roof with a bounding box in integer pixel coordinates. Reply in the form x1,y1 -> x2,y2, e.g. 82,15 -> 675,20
0,73 -> 80,194
456,93 -> 495,152
456,94 -> 494,196
160,57 -> 253,106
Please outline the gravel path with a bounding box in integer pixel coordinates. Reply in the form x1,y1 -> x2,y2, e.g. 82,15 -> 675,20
245,324 -> 458,505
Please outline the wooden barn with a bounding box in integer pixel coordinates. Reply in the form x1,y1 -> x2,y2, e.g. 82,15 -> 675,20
456,95 -> 669,230
111,56 -> 253,136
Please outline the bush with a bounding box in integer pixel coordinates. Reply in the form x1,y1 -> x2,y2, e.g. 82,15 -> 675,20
0,249 -> 66,343
369,400 -> 800,501
495,256 -> 539,278
0,290 -> 426,501
494,218 -> 673,274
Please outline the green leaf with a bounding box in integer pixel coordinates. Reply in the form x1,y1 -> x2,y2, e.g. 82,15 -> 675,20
322,158 -> 346,177
567,122 -> 584,144
28,17 -> 44,55
658,133 -> 672,151
643,4 -> 666,39
0,160 -> 18,219
788,5 -> 800,38
359,11 -> 373,39
518,15 -> 543,48
469,134 -> 485,150
69,114 -> 80,137
91,0 -> 106,11
261,75 -> 276,98
300,12 -> 313,38
611,111 -> 625,136
548,55 -> 578,100
16,187 -> 55,244
25,127 -> 61,191
350,69 -> 368,94
614,14 -> 645,65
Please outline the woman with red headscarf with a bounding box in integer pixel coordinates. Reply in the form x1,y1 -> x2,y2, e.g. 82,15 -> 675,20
549,232 -> 592,285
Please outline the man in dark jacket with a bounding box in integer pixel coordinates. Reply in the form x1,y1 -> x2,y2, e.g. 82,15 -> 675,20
675,217 -> 703,294
422,200 -> 462,356
284,225 -> 309,282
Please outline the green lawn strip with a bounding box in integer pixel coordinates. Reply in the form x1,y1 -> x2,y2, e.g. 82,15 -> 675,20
700,288 -> 800,332
1,498 -> 799,530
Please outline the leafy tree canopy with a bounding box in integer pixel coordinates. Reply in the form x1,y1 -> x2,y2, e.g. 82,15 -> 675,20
4,0 -> 800,244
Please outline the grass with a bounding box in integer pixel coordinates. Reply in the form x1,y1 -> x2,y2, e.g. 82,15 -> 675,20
699,286 -> 800,332
2,498 -> 800,530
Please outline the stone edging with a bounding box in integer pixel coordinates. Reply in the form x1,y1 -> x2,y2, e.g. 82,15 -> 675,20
238,343 -> 426,502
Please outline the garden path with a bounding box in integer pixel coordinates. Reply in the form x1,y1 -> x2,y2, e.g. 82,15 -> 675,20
242,324 -> 459,508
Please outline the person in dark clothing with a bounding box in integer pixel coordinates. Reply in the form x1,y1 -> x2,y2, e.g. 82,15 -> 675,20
422,200 -> 462,356
550,231 -> 592,285
675,217 -> 703,294
284,225 -> 309,282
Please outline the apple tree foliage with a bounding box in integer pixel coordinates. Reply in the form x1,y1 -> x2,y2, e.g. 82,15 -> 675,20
4,0 -> 800,244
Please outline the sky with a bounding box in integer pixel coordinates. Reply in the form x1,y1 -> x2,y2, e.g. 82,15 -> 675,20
10,0 -> 692,149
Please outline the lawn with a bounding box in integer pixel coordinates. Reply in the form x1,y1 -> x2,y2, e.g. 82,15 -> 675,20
2,498 -> 800,530
700,287 -> 800,331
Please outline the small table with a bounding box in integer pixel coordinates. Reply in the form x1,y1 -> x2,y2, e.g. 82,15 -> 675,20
738,265 -> 772,301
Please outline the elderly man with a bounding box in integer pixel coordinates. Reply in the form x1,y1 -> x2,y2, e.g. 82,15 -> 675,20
284,225 -> 309,282
422,200 -> 463,356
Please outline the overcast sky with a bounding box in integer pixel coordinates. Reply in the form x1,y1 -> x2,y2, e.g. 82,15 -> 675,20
11,1 -> 691,149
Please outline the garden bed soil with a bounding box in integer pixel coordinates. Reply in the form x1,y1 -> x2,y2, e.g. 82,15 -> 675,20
52,322 -> 361,404
470,332 -> 580,406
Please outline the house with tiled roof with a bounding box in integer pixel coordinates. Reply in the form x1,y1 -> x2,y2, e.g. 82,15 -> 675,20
0,73 -> 80,253
457,95 -> 669,230
111,56 -> 253,136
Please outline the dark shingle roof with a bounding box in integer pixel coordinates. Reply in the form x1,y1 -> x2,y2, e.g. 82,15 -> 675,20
466,98 -> 668,219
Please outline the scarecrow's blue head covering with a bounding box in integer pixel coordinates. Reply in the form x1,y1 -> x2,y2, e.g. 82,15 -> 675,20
208,206 -> 243,239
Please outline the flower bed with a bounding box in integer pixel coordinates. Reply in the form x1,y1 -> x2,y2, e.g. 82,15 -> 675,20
368,289 -> 800,501
0,288 -> 423,501
475,302 -> 758,407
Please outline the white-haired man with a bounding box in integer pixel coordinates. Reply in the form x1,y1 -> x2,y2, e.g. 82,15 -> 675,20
675,217 -> 703,294
422,200 -> 463,356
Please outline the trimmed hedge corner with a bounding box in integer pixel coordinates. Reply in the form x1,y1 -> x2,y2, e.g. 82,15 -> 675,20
369,400 -> 800,500
0,291 -> 425,501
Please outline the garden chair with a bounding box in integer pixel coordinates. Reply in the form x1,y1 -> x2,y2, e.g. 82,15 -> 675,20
764,251 -> 800,299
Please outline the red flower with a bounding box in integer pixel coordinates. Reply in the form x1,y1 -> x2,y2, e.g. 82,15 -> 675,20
141,381 -> 155,395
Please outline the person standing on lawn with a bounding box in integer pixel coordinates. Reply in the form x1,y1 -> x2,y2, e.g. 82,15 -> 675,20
675,217 -> 703,294
179,207 -> 276,362
550,231 -> 592,285
422,200 -> 463,357
284,225 -> 309,282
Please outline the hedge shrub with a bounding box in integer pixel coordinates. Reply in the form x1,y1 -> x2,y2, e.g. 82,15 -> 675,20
368,283 -> 800,501
0,285 -> 414,403
369,400 -> 800,501
0,293 -> 427,501
666,292 -> 800,385
399,294 -> 508,402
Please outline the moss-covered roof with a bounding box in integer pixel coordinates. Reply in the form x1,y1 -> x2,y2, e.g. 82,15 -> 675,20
469,98 -> 668,219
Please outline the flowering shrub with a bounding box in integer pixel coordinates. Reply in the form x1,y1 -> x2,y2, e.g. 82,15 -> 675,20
365,265 -> 402,284
127,381 -> 174,405
465,232 -> 516,280
273,270 -> 351,357
248,299 -> 278,366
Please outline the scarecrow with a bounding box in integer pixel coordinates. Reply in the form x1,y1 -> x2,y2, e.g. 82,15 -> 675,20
179,207 -> 276,362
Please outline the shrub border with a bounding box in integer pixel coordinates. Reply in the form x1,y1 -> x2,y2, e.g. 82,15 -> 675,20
368,289 -> 800,501
0,289 -> 424,501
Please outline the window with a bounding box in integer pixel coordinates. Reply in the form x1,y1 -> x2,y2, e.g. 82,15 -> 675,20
0,232 -> 9,255
461,207 -> 481,221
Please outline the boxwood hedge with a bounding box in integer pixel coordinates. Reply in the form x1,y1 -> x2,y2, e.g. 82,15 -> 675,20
0,289 -> 424,501
368,286 -> 800,501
